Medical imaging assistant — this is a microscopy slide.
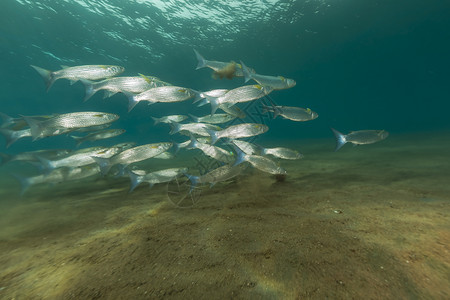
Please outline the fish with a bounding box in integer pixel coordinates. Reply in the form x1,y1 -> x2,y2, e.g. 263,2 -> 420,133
188,113 -> 236,124
206,85 -> 272,115
185,163 -> 248,192
23,112 -> 119,141
219,103 -> 246,119
262,104 -> 318,122
0,149 -> 71,166
241,61 -> 296,90
128,167 -> 187,192
125,86 -> 199,112
0,128 -> 32,148
14,165 -> 101,196
331,128 -> 389,151
261,147 -> 303,160
70,128 -> 126,147
151,115 -> 188,125
153,151 -> 175,160
31,64 -> 125,91
91,142 -> 173,175
234,146 -> 286,175
80,75 -> 161,102
207,123 -> 268,144
36,146 -> 122,173
230,139 -> 261,155
169,122 -> 221,137
73,123 -> 112,133
187,135 -> 235,163
173,137 -> 212,153
194,49 -> 254,77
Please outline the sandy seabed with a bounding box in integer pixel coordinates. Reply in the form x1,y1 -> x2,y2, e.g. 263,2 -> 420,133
0,132 -> 449,299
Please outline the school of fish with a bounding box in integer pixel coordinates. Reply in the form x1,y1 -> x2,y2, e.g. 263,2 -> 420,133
0,50 -> 388,198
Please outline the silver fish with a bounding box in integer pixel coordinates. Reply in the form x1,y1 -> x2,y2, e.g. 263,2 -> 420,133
92,142 -> 172,175
219,103 -> 246,119
129,167 -> 187,192
331,128 -> 389,151
31,64 -> 124,91
262,105 -> 318,122
0,128 -> 32,148
262,147 -> 303,160
241,61 -> 296,90
126,86 -> 198,111
0,149 -> 71,165
37,146 -> 121,172
80,75 -> 156,102
186,163 -> 248,192
231,140 -> 261,155
235,147 -> 286,175
194,50 -> 255,77
151,115 -> 188,125
14,165 -> 101,196
169,122 -> 221,137
23,112 -> 119,141
189,113 -> 235,124
70,129 -> 126,147
208,123 -> 268,144
74,123 -> 112,133
187,135 -> 234,163
206,85 -> 272,115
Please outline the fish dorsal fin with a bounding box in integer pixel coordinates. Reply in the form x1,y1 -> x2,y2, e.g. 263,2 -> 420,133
306,108 -> 312,114
139,73 -> 159,83
60,65 -> 70,69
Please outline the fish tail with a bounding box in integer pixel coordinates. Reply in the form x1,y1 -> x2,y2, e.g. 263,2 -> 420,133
115,164 -> 128,178
70,135 -> 83,147
91,156 -> 112,175
206,129 -> 219,145
207,96 -> 219,116
330,128 -> 347,152
0,152 -> 12,166
0,112 -> 14,128
191,89 -> 204,103
188,114 -> 200,123
30,65 -> 55,92
0,128 -> 19,148
22,116 -> 43,141
123,91 -> 139,112
151,116 -> 160,125
79,79 -> 98,102
128,170 -> 143,193
193,49 -> 207,70
186,133 -> 199,149
232,145 -> 247,166
35,155 -> 56,174
169,122 -> 181,135
184,173 -> 200,193
103,90 -> 117,99
11,173 -> 32,196
240,60 -> 253,83
261,104 -> 271,114
196,98 -> 209,107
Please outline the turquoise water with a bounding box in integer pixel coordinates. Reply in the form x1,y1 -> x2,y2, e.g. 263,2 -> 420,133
1,1 -> 450,298
1,0 -> 449,155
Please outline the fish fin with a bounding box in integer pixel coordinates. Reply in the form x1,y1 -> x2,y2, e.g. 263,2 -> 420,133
35,155 -> 56,174
123,91 -> 139,112
232,145 -> 247,166
60,65 -> 70,69
193,49 -> 207,70
184,173 -> 200,193
207,96 -> 219,116
30,65 -> 55,92
0,152 -> 12,166
188,114 -> 200,123
79,79 -> 97,102
186,133 -> 198,150
0,128 -> 19,148
128,170 -> 143,193
103,90 -> 117,99
240,60 -> 253,83
91,156 -> 112,175
22,116 -> 43,141
68,79 -> 78,85
261,104 -> 272,114
151,116 -> 160,125
330,128 -> 347,152
70,135 -> 83,147
11,173 -> 32,196
196,98 -> 209,107
168,122 -> 181,135
206,129 -> 219,145
0,112 -> 14,128
190,89 -> 203,103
